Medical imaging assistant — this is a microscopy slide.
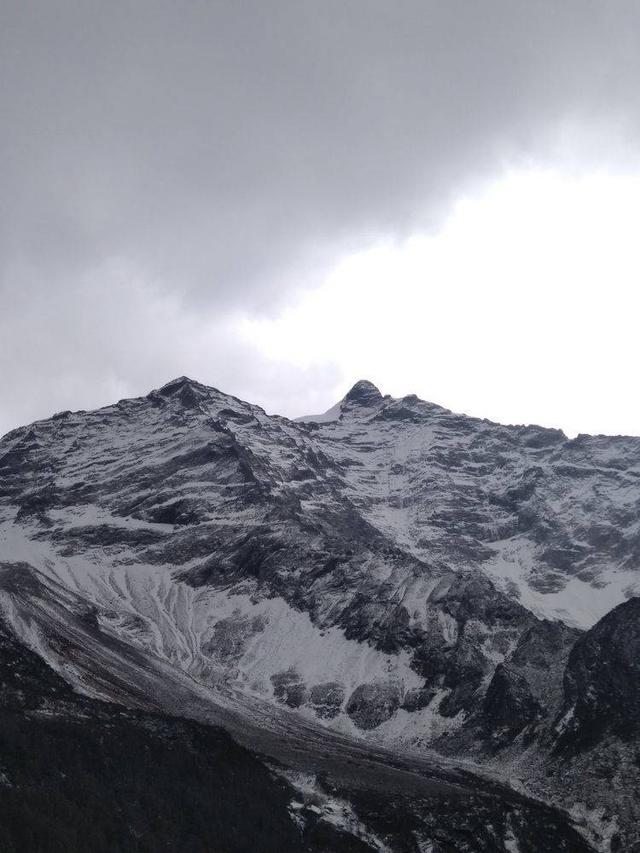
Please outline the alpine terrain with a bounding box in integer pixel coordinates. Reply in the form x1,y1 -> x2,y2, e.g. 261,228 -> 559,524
1,376 -> 639,851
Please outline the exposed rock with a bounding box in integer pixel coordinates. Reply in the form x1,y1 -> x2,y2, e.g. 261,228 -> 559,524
509,618 -> 581,709
401,686 -> 437,712
346,682 -> 401,729
343,379 -> 383,406
556,597 -> 640,751
271,669 -> 309,708
15,481 -> 58,523
202,612 -> 267,664
482,664 -> 543,743
308,682 -> 345,718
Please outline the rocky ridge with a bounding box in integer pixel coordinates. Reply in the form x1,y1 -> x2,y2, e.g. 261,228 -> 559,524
1,376 -> 639,849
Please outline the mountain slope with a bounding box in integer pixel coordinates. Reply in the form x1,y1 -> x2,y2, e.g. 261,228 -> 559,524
2,377 -> 638,731
0,598 -> 598,853
1,376 -> 639,849
0,612 -> 371,853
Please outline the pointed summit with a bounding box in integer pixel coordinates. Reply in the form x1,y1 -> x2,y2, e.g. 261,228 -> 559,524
295,380 -> 383,423
344,379 -> 383,406
159,376 -> 200,392
155,376 -> 207,408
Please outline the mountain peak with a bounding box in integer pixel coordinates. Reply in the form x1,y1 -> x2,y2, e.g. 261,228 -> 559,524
295,379 -> 383,423
344,379 -> 383,405
159,375 -> 200,391
155,376 -> 208,407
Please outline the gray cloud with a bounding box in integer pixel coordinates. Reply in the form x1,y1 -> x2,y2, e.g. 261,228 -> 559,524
2,0 -> 640,433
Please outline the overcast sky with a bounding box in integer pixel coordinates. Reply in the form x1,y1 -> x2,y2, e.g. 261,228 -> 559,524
3,1 -> 640,437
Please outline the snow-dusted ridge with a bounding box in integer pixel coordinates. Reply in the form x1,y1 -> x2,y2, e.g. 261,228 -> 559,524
2,376 -> 640,692
2,375 -> 640,847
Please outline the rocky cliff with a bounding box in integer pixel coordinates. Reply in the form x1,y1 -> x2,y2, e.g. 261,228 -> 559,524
1,376 -> 639,849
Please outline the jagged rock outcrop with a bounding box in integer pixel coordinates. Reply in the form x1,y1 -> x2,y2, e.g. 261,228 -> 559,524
346,681 -> 402,729
556,597 -> 640,751
482,663 -> 543,743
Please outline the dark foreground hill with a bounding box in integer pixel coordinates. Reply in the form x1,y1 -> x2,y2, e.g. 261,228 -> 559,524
0,616 -> 595,853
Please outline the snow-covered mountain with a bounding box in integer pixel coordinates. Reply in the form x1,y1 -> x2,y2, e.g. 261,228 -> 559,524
1,376 -> 639,850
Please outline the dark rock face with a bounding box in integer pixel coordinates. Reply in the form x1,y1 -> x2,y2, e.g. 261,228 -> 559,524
433,574 -> 530,628
411,575 -> 536,717
439,646 -> 491,717
308,681 -> 345,718
202,612 -> 267,664
438,617 -> 582,753
15,482 -> 58,523
482,664 -> 543,742
508,618 -> 581,712
343,379 -> 383,406
143,498 -> 205,526
346,682 -> 401,729
556,597 -> 640,751
271,668 -> 309,708
401,686 -> 437,712
511,619 -> 581,670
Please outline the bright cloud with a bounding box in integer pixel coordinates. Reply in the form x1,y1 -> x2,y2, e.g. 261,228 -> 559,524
241,171 -> 640,436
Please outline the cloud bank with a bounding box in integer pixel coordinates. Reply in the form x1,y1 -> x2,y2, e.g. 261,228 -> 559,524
2,1 -> 640,434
